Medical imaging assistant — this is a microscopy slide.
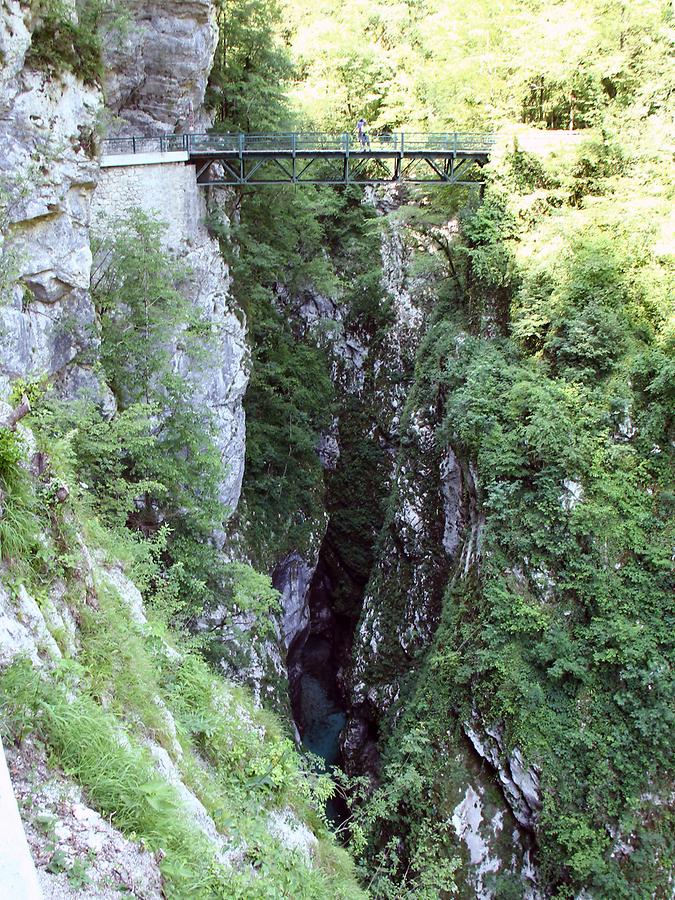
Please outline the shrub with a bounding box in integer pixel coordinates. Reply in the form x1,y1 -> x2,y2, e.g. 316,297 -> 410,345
27,0 -> 103,85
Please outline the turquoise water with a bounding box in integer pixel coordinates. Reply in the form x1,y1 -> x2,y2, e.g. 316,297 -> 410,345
298,672 -> 346,767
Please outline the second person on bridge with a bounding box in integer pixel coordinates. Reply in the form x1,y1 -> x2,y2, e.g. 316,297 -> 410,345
356,118 -> 371,150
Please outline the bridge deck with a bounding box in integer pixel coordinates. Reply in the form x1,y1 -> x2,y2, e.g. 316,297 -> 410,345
101,132 -> 495,186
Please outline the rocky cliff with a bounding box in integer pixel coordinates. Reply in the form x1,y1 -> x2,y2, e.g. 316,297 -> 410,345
0,0 -> 103,404
101,0 -> 218,134
0,1 -> 312,894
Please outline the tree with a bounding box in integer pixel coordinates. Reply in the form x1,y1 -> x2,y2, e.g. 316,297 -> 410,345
207,0 -> 293,131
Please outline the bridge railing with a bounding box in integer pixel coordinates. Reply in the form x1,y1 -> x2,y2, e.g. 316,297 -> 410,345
101,131 -> 496,157
403,133 -> 497,152
101,134 -> 188,155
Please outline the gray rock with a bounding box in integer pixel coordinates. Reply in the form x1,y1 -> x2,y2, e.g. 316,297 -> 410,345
146,742 -> 226,852
273,552 -> 314,650
101,0 -> 218,133
463,716 -> 542,829
317,418 -> 340,470
0,581 -> 62,667
0,58 -> 104,402
440,447 -> 464,557
91,163 -> 249,513
0,0 -> 31,115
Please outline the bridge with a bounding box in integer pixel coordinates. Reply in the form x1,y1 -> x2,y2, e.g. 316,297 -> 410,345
100,132 -> 495,186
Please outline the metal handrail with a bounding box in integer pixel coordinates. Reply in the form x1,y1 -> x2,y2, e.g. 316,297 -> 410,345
101,131 -> 496,157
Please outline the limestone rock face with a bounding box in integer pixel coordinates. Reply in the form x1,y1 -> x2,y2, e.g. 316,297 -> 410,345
464,716 -> 543,830
0,0 -> 31,113
267,808 -> 318,867
101,0 -> 218,133
0,26 -> 105,402
91,164 -> 249,512
273,552 -> 314,650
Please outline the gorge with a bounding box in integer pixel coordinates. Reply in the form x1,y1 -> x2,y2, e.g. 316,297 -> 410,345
1,1 -> 673,898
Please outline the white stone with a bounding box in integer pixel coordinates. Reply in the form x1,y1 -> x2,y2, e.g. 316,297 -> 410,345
91,163 -> 249,512
451,785 -> 501,899
267,807 -> 318,867
560,478 -> 584,512
146,741 -> 230,862
101,151 -> 189,167
0,738 -> 43,899
97,566 -> 147,626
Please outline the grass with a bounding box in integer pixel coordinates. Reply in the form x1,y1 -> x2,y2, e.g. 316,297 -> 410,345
0,488 -> 367,898
0,430 -> 43,574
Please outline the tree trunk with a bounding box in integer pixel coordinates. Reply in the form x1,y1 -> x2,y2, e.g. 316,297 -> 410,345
0,395 -> 30,431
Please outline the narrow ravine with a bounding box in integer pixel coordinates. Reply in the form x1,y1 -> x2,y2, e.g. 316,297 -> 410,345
287,553 -> 362,823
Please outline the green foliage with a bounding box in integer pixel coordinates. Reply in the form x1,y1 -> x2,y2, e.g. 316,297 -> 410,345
33,399 -> 161,529
92,212 -> 207,407
568,133 -> 627,206
4,1 -> 672,896
282,0 -> 673,132
0,429 -> 41,569
8,375 -> 51,409
337,725 -> 461,898
506,145 -> 552,192
218,178 -> 390,565
0,428 -> 23,477
207,0 -> 293,130
0,515 -> 364,899
220,189 -> 332,562
27,0 -> 103,85
522,64 -> 604,129
360,149 -> 675,894
513,221 -> 656,380
0,658 -> 224,897
200,561 -> 282,671
91,211 -> 227,618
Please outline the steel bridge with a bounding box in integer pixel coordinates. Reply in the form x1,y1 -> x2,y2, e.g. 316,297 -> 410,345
100,132 -> 495,186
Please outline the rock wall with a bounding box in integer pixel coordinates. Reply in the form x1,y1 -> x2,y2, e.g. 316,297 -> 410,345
91,162 -> 248,510
324,199 -> 544,895
0,2 -> 258,888
0,10 -> 105,402
101,0 -> 218,133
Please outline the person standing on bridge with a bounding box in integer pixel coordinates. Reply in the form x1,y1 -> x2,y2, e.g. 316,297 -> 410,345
356,117 -> 371,150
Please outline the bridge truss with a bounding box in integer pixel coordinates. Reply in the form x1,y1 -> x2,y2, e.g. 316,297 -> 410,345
101,132 -> 495,187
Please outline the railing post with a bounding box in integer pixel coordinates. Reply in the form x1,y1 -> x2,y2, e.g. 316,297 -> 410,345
239,132 -> 244,156
401,131 -> 405,155
292,133 -> 297,156
453,132 -> 458,155
344,133 -> 350,183
132,135 -> 136,154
